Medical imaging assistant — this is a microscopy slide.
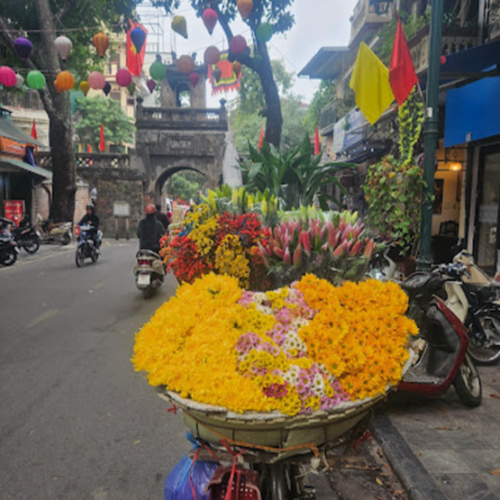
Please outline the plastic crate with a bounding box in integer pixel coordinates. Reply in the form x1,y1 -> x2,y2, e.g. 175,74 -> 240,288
208,466 -> 261,500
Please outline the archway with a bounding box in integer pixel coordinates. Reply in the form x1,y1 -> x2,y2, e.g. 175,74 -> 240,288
155,166 -> 207,208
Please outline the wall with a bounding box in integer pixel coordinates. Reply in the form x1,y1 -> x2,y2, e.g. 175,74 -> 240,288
432,170 -> 462,235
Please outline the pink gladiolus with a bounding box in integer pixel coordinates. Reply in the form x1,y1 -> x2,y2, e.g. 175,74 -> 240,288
283,247 -> 292,264
363,239 -> 375,258
341,224 -> 352,241
333,244 -> 344,257
273,246 -> 285,259
350,240 -> 363,256
327,226 -> 337,249
293,244 -> 302,268
300,231 -> 311,256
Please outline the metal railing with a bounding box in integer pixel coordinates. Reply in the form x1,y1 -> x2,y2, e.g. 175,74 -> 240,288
37,152 -> 130,170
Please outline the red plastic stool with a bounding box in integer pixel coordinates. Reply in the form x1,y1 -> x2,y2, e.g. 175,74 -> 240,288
208,466 -> 261,500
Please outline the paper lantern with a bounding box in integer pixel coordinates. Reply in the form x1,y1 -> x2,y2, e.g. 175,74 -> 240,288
213,66 -> 222,82
53,79 -> 62,94
233,61 -> 243,77
204,46 -> 220,66
103,81 -> 111,96
146,79 -> 156,93
202,7 -> 218,35
127,82 -> 136,95
13,37 -> 32,61
256,23 -> 273,42
88,70 -> 106,90
440,55 -> 447,65
150,56 -> 167,81
56,70 -> 75,91
229,35 -> 247,56
189,72 -> 200,88
130,26 -> 147,53
15,73 -> 24,89
80,81 -> 90,96
26,70 -> 46,90
177,55 -> 195,74
0,67 -> 17,87
93,32 -> 109,58
116,68 -> 132,87
237,0 -> 253,19
54,35 -> 73,61
172,16 -> 188,39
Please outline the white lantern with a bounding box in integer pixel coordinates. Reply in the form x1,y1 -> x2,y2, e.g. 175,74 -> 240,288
54,35 -> 73,61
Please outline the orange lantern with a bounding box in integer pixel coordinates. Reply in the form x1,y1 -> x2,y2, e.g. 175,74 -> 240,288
56,70 -> 75,91
177,55 -> 195,74
93,32 -> 109,58
53,79 -> 62,93
233,61 -> 243,77
237,0 -> 253,19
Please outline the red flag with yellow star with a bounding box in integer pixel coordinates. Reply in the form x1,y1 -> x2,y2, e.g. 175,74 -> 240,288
127,22 -> 147,77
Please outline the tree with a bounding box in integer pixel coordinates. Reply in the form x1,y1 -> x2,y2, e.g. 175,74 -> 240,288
153,0 -> 295,147
166,171 -> 206,202
75,97 -> 136,151
0,0 -> 138,220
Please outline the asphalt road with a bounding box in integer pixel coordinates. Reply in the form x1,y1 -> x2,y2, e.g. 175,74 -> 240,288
0,241 -> 188,500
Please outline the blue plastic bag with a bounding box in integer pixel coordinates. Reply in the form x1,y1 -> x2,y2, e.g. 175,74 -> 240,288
164,455 -> 218,500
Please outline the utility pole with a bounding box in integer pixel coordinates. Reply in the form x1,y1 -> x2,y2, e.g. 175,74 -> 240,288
417,0 -> 445,271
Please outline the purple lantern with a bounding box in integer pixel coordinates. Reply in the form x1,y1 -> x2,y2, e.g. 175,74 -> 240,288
103,81 -> 111,96
14,37 -> 33,61
130,26 -> 147,53
116,68 -> 132,87
146,79 -> 156,93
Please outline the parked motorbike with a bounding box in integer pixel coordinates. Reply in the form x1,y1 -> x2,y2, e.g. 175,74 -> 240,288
398,270 -> 482,407
0,218 -> 20,266
9,213 -> 40,254
134,250 -> 165,298
36,215 -> 72,245
75,225 -> 102,268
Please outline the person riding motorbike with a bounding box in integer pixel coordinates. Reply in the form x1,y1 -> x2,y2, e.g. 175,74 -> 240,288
137,204 -> 165,253
78,204 -> 100,250
155,204 -> 169,231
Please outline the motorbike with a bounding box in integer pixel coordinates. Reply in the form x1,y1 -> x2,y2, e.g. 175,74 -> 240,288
398,270 -> 482,407
0,218 -> 20,266
9,213 -> 40,254
35,215 -> 72,245
75,225 -> 102,268
134,250 -> 165,298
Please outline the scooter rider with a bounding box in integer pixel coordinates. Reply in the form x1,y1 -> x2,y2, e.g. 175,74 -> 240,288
137,204 -> 165,253
78,204 -> 100,249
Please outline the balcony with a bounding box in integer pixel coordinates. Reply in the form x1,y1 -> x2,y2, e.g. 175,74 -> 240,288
136,106 -> 228,131
350,0 -> 392,46
320,102 -> 337,135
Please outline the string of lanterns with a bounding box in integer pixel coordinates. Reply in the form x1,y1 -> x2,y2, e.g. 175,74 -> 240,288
0,0 -> 274,95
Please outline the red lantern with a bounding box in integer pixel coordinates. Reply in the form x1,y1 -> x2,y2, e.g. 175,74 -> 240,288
0,67 -> 17,88
229,35 -> 247,56
233,61 -> 243,77
190,72 -> 200,88
204,46 -> 221,66
202,7 -> 218,35
177,55 -> 195,74
93,32 -> 109,58
440,55 -> 447,65
116,68 -> 132,87
237,0 -> 253,20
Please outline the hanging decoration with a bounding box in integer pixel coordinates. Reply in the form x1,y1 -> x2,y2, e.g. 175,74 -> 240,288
146,79 -> 156,93
54,35 -> 73,61
208,52 -> 241,95
202,7 -> 218,35
80,81 -> 90,96
13,37 -> 33,61
93,32 -> 109,58
26,70 -> 46,90
103,81 -> 111,96
55,70 -> 75,91
189,72 -> 200,88
149,55 -> 167,81
15,73 -> 24,89
177,55 -> 195,74
88,70 -> 106,90
229,35 -> 247,56
127,23 -> 148,77
212,65 -> 222,82
127,82 -> 136,96
130,26 -> 147,53
204,46 -> 221,66
232,61 -> 243,77
116,68 -> 132,87
0,67 -> 17,87
256,22 -> 274,43
237,0 -> 253,20
172,16 -> 188,39
53,79 -> 62,93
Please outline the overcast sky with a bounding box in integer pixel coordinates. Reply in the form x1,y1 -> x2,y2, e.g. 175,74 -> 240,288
139,0 -> 358,105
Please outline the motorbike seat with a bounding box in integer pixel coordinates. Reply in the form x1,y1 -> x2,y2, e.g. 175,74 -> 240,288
137,249 -> 161,258
400,272 -> 444,300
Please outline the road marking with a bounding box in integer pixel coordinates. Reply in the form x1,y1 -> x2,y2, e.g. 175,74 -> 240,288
26,308 -> 58,328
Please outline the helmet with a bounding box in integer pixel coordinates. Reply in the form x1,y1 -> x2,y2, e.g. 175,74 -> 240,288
86,203 -> 94,210
146,204 -> 156,215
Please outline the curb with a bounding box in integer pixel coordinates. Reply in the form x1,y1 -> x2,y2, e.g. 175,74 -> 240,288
370,413 -> 448,500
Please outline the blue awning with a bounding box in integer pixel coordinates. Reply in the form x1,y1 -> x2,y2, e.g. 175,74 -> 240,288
441,39 -> 500,76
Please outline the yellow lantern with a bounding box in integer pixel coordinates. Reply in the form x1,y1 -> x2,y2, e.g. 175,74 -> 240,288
80,81 -> 90,96
237,0 -> 253,19
55,70 -> 75,92
172,16 -> 188,39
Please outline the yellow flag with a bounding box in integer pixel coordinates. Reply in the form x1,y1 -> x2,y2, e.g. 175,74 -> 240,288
349,42 -> 395,125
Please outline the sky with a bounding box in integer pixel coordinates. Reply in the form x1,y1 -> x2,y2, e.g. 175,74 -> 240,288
138,0 -> 358,106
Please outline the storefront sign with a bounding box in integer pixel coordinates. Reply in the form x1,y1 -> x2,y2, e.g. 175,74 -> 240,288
0,137 -> 25,157
4,200 -> 25,226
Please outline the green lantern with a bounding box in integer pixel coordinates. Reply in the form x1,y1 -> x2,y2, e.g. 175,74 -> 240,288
26,70 -> 46,90
149,55 -> 167,81
256,23 -> 273,43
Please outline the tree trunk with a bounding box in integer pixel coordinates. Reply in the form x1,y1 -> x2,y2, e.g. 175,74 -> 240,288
34,0 -> 76,222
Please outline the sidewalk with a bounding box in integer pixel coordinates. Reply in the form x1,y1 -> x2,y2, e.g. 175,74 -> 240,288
375,366 -> 500,500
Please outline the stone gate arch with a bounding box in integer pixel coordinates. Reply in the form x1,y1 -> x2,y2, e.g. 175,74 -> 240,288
154,165 -> 208,201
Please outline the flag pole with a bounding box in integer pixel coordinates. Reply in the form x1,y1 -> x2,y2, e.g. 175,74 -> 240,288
417,0 -> 444,271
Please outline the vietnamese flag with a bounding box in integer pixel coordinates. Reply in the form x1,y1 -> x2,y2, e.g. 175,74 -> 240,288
99,124 -> 105,152
127,22 -> 147,77
314,127 -> 321,155
389,16 -> 418,106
